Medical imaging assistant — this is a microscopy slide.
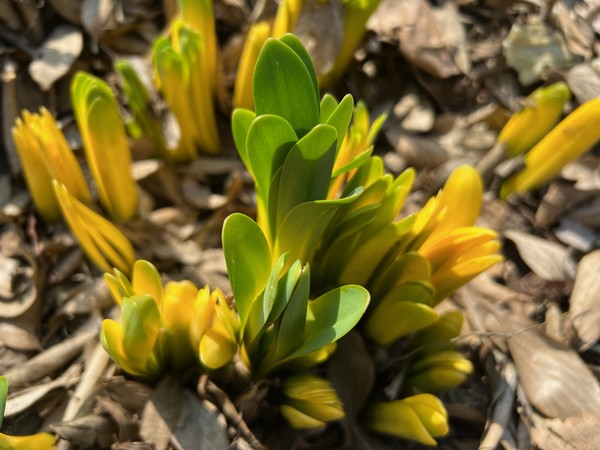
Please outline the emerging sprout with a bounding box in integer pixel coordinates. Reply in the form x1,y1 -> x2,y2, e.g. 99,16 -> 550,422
53,181 -> 135,275
11,108 -> 91,223
153,20 -> 220,159
71,72 -> 138,223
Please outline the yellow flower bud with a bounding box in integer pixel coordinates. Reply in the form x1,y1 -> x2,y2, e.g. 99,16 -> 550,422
0,432 -> 56,450
405,350 -> 474,394
363,394 -> 448,446
498,82 -> 571,157
500,97 -> 600,199
191,287 -> 239,370
280,372 -> 344,429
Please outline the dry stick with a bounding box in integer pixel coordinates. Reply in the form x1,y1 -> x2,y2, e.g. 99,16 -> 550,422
476,142 -> 508,187
198,376 -> 266,450
62,342 -> 110,421
55,342 -> 113,450
4,325 -> 99,389
479,352 -> 518,450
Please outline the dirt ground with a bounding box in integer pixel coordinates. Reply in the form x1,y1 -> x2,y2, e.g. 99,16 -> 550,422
1,0 -> 600,449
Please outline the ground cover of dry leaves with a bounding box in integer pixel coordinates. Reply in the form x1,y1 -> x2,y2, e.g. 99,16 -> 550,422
1,0 -> 600,449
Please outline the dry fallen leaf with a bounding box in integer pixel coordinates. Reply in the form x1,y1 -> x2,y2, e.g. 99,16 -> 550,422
508,325 -> 600,419
386,132 -> 449,169
504,230 -> 571,282
140,376 -> 229,450
502,22 -> 574,86
566,63 -> 600,103
568,250 -> 600,350
295,0 -> 344,75
81,0 -> 114,50
368,0 -> 462,78
29,25 -> 83,91
531,413 -> 600,450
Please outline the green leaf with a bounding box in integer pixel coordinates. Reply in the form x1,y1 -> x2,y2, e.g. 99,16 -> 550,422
246,114 -> 297,219
274,188 -> 363,264
253,38 -> 319,137
232,108 -> 256,171
331,146 -> 373,178
222,213 -> 272,330
289,285 -> 370,358
0,376 -> 7,428
266,259 -> 303,328
246,252 -> 288,345
279,34 -> 319,105
276,124 -> 338,230
325,94 -> 354,153
320,94 -> 339,123
271,264 -> 311,362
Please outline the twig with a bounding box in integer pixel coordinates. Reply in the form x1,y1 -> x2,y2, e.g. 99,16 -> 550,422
198,376 -> 266,450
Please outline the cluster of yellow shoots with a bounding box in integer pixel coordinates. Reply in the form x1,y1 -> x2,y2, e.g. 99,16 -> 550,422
5,0 -> 600,446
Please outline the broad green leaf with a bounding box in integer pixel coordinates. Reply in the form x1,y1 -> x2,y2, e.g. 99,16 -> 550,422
288,285 -> 370,358
231,108 -> 256,171
325,94 -> 354,153
276,124 -> 338,229
331,146 -> 373,178
246,253 -> 288,345
279,34 -> 319,105
247,114 -> 297,214
366,300 -> 439,346
271,264 -> 311,362
274,188 -> 363,264
222,214 -> 272,330
0,376 -> 6,428
320,94 -> 339,123
253,38 -> 319,137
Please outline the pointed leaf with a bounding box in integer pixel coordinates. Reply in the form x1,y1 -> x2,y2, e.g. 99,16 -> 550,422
272,264 -> 311,361
320,94 -> 339,123
246,253 -> 288,345
325,94 -> 354,153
